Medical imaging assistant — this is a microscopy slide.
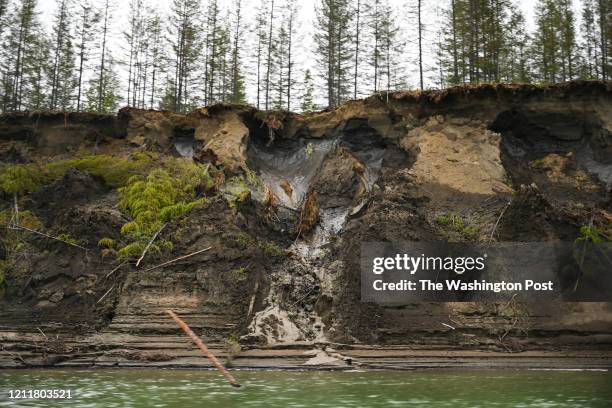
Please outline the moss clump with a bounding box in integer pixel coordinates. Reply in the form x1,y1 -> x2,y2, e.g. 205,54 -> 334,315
116,160 -> 212,260
576,225 -> 610,244
0,210 -> 43,252
234,232 -> 285,257
98,238 -> 116,249
0,210 -> 44,285
244,168 -> 261,187
224,176 -> 251,207
56,233 -> 79,245
305,142 -> 314,157
232,266 -> 248,281
0,153 -> 156,197
0,164 -> 44,195
45,152 -> 155,188
435,212 -> 479,239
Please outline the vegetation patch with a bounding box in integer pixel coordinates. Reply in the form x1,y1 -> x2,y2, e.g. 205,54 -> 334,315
223,176 -> 251,207
116,160 -> 213,260
0,152 -> 156,196
435,212 -> 479,239
576,225 -> 611,244
233,232 -> 285,257
0,210 -> 44,285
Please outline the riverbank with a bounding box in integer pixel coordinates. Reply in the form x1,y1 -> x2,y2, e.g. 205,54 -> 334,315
1,82 -> 611,368
2,329 -> 611,370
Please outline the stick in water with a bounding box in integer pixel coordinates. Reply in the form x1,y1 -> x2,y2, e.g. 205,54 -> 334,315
166,310 -> 241,387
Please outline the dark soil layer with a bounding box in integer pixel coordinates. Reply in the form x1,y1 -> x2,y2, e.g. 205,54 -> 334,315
1,81 -> 611,369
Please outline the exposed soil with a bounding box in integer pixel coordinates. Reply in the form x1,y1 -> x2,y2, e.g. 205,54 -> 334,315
1,81 -> 611,369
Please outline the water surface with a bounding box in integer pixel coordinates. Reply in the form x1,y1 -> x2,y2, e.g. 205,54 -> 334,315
1,369 -> 611,407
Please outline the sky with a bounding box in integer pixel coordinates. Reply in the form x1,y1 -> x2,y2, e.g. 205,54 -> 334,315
33,0 -> 584,106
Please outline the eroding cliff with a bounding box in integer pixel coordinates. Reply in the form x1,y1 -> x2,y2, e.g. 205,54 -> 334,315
1,81 -> 611,368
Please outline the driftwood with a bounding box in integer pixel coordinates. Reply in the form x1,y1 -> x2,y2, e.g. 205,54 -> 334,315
140,247 -> 212,273
136,223 -> 167,267
166,310 -> 240,387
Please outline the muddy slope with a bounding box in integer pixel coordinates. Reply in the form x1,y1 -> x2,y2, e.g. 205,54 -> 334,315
1,82 -> 612,368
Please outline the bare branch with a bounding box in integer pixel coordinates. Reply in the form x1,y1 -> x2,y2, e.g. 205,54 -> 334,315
140,247 -> 212,273
136,223 -> 167,267
7,225 -> 88,251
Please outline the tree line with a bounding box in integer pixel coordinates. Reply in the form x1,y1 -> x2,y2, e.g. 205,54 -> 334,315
0,0 -> 610,114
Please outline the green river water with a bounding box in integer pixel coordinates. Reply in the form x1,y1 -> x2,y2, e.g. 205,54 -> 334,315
1,369 -> 611,407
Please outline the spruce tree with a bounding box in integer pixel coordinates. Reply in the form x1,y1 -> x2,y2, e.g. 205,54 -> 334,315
49,0 -> 76,111
75,1 -> 100,111
147,13 -> 163,108
85,54 -> 120,113
229,0 -> 246,104
1,0 -> 42,112
167,0 -> 202,112
300,69 -> 315,112
314,0 -> 353,108
582,0 -> 601,79
264,0 -> 275,110
352,0 -> 363,99
253,4 -> 268,109
533,0 -> 576,83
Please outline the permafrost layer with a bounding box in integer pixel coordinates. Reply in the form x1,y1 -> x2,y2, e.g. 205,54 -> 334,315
1,81 -> 611,369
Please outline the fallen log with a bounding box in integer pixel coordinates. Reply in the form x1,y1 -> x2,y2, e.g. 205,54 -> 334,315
166,309 -> 241,388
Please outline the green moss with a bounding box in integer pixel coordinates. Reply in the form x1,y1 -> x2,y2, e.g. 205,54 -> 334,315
244,168 -> 261,187
435,212 -> 479,239
232,266 -> 248,281
305,142 -> 314,157
56,233 -> 79,245
435,214 -> 452,226
0,210 -> 44,285
45,153 -> 155,188
0,164 -> 44,195
234,232 -> 285,257
0,153 -> 155,197
576,225 -> 610,244
225,338 -> 242,367
116,161 -> 211,259
224,176 -> 251,207
98,238 -> 116,249
0,210 -> 43,230
2,156 -> 214,263
117,241 -> 146,259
